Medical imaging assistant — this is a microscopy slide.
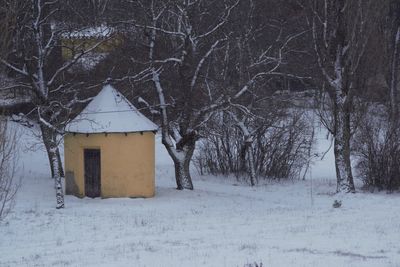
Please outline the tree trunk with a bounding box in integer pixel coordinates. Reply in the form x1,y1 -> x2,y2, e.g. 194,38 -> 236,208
240,139 -> 256,186
343,102 -> 355,192
388,26 -> 400,136
173,152 -> 194,190
57,148 -> 64,177
246,142 -> 256,186
39,123 -> 65,208
389,26 -> 400,124
50,145 -> 65,209
159,127 -> 196,190
40,124 -> 64,178
170,142 -> 195,190
152,69 -> 196,190
334,100 -> 355,193
387,26 -> 400,189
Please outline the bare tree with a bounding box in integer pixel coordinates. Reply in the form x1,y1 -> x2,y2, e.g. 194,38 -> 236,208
386,0 -> 400,189
0,117 -> 19,221
353,0 -> 400,191
119,0 -> 239,189
216,0 -> 311,185
0,0 -> 109,208
120,0 -> 307,190
0,0 -> 17,70
304,0 -> 380,193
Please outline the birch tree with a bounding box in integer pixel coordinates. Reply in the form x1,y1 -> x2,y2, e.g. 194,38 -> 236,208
306,0 -> 379,193
0,0 -> 108,208
228,111 -> 258,186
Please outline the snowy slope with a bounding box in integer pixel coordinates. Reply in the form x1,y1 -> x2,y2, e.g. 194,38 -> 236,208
0,122 -> 399,267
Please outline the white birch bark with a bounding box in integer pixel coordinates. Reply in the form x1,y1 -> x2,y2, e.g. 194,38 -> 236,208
308,0 -> 376,193
51,147 -> 64,209
0,0 -> 109,207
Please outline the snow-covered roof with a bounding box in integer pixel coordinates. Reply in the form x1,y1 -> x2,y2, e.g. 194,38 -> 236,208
62,25 -> 113,39
66,85 -> 158,134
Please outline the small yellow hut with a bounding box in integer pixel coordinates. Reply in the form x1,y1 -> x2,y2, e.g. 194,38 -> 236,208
64,85 -> 158,198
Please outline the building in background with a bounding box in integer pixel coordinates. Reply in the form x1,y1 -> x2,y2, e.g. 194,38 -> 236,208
61,25 -> 122,70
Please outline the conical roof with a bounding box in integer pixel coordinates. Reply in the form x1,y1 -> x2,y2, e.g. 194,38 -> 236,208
66,85 -> 158,133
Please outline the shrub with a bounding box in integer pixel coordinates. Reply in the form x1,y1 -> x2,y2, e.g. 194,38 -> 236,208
0,117 -> 19,221
354,106 -> 400,191
194,109 -> 314,183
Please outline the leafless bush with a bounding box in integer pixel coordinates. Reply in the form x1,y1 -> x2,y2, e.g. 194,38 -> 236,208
354,107 -> 400,191
0,117 -> 19,221
194,109 -> 313,183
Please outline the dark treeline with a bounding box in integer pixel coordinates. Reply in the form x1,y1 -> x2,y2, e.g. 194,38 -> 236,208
0,0 -> 399,208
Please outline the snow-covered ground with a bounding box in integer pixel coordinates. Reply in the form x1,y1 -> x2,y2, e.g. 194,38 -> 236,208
1,122 -> 400,267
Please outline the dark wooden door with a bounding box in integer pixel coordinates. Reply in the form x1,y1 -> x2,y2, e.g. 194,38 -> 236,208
84,149 -> 101,198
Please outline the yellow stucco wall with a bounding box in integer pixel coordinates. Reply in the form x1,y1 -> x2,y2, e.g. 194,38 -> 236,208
61,36 -> 123,60
64,132 -> 155,198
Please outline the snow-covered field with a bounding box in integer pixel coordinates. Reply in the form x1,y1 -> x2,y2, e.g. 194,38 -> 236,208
1,122 -> 400,267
